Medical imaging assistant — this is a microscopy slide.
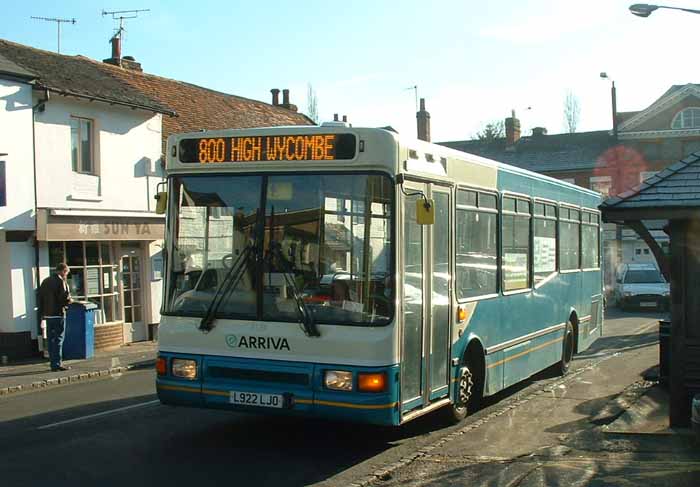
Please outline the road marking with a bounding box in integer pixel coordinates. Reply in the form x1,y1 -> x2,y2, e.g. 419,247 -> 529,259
37,399 -> 160,430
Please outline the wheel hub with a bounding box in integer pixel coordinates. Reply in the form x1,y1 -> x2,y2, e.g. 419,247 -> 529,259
458,366 -> 473,405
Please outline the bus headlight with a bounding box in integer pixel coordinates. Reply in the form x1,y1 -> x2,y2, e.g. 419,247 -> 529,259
324,370 -> 353,391
172,359 -> 198,380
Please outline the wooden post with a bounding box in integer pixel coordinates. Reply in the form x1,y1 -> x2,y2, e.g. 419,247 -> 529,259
669,220 -> 690,427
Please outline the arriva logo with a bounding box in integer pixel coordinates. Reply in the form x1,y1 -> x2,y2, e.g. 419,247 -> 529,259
225,334 -> 291,351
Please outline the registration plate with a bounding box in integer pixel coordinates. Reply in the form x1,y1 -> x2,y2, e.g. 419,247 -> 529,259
640,301 -> 657,307
229,391 -> 284,408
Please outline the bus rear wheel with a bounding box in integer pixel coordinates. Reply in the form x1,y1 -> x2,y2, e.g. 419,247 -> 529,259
441,363 -> 480,424
558,322 -> 575,375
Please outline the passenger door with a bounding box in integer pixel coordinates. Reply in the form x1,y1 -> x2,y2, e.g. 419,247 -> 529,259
400,182 -> 452,414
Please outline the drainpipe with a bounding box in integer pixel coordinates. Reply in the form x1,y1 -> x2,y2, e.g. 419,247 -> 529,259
31,88 -> 49,340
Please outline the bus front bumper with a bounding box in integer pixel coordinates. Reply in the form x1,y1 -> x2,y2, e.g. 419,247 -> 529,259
156,352 -> 401,426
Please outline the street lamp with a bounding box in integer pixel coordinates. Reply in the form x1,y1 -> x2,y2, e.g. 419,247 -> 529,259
600,72 -> 618,140
629,3 -> 700,17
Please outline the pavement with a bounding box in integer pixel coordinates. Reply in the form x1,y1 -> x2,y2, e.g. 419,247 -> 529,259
0,340 -> 157,396
1,314 -> 699,486
347,335 -> 700,486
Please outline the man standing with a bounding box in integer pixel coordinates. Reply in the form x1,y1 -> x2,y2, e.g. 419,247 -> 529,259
39,263 -> 73,371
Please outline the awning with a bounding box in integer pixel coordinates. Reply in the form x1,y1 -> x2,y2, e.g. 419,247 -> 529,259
36,209 -> 164,241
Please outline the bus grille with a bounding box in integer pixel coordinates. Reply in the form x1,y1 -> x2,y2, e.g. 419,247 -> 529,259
207,366 -> 310,386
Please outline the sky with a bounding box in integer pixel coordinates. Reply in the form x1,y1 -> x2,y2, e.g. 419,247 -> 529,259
2,0 -> 699,141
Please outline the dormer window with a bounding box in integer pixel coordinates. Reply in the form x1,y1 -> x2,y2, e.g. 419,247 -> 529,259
671,108 -> 700,129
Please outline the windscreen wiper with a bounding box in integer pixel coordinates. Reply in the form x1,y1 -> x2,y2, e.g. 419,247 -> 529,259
267,240 -> 320,337
266,205 -> 319,337
199,244 -> 253,332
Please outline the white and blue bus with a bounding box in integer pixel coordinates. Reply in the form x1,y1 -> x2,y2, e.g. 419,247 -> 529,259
155,125 -> 603,426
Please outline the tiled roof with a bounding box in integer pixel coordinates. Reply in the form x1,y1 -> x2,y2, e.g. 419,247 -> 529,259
100,63 -> 314,150
0,38 -> 173,114
0,51 -> 35,80
438,130 -> 616,172
601,152 -> 700,209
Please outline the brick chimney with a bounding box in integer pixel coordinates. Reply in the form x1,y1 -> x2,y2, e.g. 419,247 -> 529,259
279,89 -> 298,112
270,88 -> 280,106
103,33 -> 122,67
505,110 -> 521,149
103,32 -> 142,71
417,98 -> 431,142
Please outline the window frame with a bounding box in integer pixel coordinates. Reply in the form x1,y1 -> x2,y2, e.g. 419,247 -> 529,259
589,175 -> 612,197
455,185 -> 500,303
559,203 -> 582,273
0,159 -> 5,207
49,240 -> 121,324
671,107 -> 700,129
70,116 -> 95,175
501,192 -> 532,295
533,197 -> 559,288
580,209 -> 601,271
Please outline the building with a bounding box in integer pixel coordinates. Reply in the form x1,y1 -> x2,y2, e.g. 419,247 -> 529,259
601,152 -> 700,426
438,84 -> 700,290
0,50 -> 37,358
0,37 -> 312,359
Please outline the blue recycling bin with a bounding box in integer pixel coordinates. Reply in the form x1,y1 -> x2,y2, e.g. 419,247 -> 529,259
64,302 -> 97,360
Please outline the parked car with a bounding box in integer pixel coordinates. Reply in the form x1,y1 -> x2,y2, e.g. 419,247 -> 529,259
615,263 -> 669,311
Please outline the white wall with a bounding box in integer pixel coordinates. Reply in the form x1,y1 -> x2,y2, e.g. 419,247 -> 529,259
34,95 -> 163,212
0,233 -> 37,335
0,79 -> 35,230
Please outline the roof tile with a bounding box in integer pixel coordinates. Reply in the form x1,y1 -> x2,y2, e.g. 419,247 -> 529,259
0,38 -> 172,114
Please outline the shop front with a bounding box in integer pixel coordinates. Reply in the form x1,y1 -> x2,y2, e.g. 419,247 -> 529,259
37,209 -> 164,350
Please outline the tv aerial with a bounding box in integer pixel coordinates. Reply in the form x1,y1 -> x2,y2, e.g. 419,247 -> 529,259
30,16 -> 77,54
102,8 -> 150,44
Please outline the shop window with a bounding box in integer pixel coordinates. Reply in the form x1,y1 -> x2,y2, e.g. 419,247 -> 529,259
48,241 -> 121,323
70,117 -> 94,174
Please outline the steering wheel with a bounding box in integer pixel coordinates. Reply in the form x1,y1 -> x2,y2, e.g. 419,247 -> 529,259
222,253 -> 235,269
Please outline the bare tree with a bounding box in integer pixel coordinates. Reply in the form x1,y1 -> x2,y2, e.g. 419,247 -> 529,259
564,91 -> 581,133
473,120 -> 505,142
307,83 -> 319,123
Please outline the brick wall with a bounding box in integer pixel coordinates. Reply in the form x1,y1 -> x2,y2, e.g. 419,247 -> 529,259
94,323 -> 123,350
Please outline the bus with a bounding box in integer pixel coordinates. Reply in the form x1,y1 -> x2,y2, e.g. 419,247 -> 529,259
155,125 -> 603,426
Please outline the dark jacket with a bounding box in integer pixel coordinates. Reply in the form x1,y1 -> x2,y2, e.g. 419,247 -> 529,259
38,274 -> 71,318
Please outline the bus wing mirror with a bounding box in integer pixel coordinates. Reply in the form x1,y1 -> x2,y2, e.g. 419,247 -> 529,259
155,192 -> 168,214
416,198 -> 434,225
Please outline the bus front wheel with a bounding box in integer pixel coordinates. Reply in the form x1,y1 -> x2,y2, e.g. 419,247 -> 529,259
558,322 -> 575,375
441,363 -> 480,424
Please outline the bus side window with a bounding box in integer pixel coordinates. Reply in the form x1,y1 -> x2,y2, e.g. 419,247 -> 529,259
456,189 -> 498,299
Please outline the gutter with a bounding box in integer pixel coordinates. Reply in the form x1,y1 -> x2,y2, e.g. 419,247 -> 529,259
33,85 -> 177,117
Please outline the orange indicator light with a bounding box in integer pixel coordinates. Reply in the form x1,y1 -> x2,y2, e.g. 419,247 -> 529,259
457,306 -> 467,323
156,357 -> 167,376
358,372 -> 387,393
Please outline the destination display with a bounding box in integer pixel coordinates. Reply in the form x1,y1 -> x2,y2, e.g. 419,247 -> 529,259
178,134 -> 357,163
